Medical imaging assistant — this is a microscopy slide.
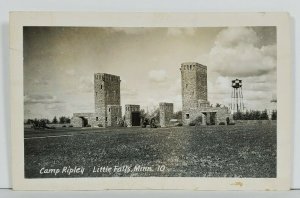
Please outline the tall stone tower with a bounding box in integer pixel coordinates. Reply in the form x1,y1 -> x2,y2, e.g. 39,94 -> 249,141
94,73 -> 121,126
180,62 -> 208,124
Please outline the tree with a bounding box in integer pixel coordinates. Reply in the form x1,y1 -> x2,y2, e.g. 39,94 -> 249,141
260,110 -> 269,120
233,111 -> 243,120
244,111 -> 250,120
215,103 -> 221,107
150,108 -> 160,123
140,109 -> 149,120
66,117 -> 71,124
271,110 -> 277,120
233,110 -> 270,120
174,111 -> 182,120
25,119 -> 33,124
52,116 -> 58,124
59,116 -> 66,124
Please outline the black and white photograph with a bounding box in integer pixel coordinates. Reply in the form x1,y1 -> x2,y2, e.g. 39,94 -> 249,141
10,12 -> 292,190
23,26 -> 277,178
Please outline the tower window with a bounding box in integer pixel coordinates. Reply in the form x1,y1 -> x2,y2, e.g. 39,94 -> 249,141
100,85 -> 103,89
105,117 -> 107,122
186,84 -> 188,88
109,108 -> 111,112
115,117 -> 118,121
96,117 -> 98,121
186,114 -> 190,119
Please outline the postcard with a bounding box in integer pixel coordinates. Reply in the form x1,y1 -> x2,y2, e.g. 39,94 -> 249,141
10,12 -> 292,190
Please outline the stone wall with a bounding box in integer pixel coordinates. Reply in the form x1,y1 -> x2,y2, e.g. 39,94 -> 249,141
182,106 -> 231,125
159,102 -> 174,127
125,104 -> 140,127
71,116 -> 83,127
71,112 -> 103,127
107,105 -> 122,127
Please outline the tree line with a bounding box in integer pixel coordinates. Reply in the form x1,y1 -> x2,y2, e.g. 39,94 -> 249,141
25,116 -> 71,125
233,110 -> 277,120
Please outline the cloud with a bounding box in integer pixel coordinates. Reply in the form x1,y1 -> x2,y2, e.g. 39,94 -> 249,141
65,69 -> 75,76
46,103 -> 64,110
168,79 -> 181,95
33,78 -> 49,86
215,27 -> 259,47
167,28 -> 195,36
208,27 -> 276,77
78,76 -> 93,93
244,90 -> 272,101
121,80 -> 138,97
109,27 -> 152,35
208,76 -> 231,95
24,94 -> 62,104
148,69 -> 167,83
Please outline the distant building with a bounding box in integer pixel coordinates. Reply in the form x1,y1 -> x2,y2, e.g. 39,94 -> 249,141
180,62 -> 232,125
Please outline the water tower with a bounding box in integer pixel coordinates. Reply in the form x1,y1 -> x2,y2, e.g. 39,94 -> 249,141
231,79 -> 244,113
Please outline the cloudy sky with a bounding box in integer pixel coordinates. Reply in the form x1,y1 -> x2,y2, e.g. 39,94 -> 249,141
24,26 -> 276,119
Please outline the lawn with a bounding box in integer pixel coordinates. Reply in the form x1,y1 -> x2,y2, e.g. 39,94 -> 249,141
24,124 -> 276,178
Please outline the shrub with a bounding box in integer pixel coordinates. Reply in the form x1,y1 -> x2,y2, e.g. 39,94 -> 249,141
69,125 -> 73,127
98,124 -> 103,127
62,125 -> 66,127
271,110 -> 277,120
176,123 -> 183,127
189,116 -> 202,126
117,119 -> 125,127
219,122 -> 225,125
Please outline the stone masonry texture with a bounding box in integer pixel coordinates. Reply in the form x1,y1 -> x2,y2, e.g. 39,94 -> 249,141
125,104 -> 140,127
159,102 -> 174,127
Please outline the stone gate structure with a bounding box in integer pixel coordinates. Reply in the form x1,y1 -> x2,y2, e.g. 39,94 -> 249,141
125,104 -> 141,127
180,62 -> 231,125
71,73 -> 122,127
159,102 -> 174,127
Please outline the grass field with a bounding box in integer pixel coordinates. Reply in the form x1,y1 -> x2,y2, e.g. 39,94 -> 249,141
24,124 -> 276,178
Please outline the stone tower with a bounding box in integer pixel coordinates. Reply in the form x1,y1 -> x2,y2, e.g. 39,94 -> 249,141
125,104 -> 141,127
180,62 -> 208,124
94,73 -> 121,126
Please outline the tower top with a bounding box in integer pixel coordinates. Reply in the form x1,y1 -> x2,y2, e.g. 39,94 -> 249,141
94,73 -> 121,82
180,62 -> 207,71
159,102 -> 173,106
